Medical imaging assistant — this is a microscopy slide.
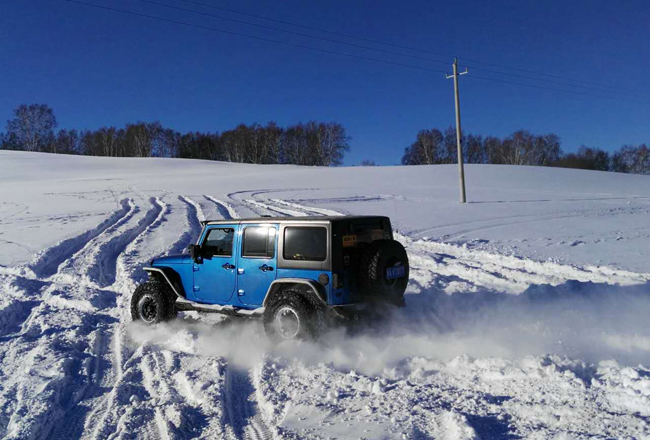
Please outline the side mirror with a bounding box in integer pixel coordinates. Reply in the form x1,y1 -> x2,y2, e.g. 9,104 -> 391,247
188,244 -> 202,263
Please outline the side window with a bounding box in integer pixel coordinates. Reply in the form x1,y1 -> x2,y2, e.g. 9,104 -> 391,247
283,227 -> 327,261
202,228 -> 234,257
242,227 -> 276,258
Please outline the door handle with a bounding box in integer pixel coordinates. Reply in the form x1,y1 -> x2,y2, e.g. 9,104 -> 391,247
259,264 -> 274,272
222,263 -> 235,270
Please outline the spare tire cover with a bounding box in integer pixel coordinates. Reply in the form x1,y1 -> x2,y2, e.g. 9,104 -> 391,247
358,239 -> 409,304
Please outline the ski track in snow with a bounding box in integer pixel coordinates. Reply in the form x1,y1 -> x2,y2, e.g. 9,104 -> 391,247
2,188 -> 650,439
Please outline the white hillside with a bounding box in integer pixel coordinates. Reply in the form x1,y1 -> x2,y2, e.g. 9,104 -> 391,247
0,150 -> 649,439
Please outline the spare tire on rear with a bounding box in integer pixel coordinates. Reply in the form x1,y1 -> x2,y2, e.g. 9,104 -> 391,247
358,239 -> 409,306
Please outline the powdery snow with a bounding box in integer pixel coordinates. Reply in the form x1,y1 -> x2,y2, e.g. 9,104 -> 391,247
1,150 -> 650,439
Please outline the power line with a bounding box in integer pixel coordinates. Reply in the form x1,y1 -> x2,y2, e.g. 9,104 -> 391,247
59,0 -> 648,105
468,74 -> 647,104
170,0 -> 642,96
466,65 -> 645,100
130,0 -> 453,67
131,0 -> 643,100
173,0 -> 457,59
459,56 -> 637,95
60,0 -> 449,75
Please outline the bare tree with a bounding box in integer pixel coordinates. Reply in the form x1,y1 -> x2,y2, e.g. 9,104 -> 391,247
317,122 -> 350,166
282,123 -> 308,165
402,129 -> 445,165
464,134 -> 486,164
483,136 -> 503,164
124,122 -> 163,157
262,122 -> 283,164
442,126 -> 459,164
555,146 -> 610,171
498,131 -> 561,166
53,129 -> 81,155
5,104 -> 58,152
612,145 -> 650,175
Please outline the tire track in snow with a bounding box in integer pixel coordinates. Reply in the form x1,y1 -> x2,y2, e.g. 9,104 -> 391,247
205,195 -> 240,220
86,196 -> 212,440
86,344 -> 158,440
140,351 -> 175,440
269,199 -> 342,217
224,365 -> 273,440
172,195 -> 203,252
28,198 -> 132,279
110,196 -> 171,391
88,197 -> 164,288
244,199 -> 284,217
229,189 -> 340,218
81,197 -> 177,439
252,199 -> 306,217
227,190 -> 281,218
45,196 -> 168,440
267,198 -> 345,217
241,194 -> 304,217
410,204 -> 650,240
51,198 -> 140,286
0,200 -> 162,439
401,234 -> 650,295
145,350 -> 223,439
47,326 -> 112,439
34,196 -> 169,440
113,197 -> 169,290
180,195 -> 206,223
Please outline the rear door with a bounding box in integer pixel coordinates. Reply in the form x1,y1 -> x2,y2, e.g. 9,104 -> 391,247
193,225 -> 238,303
236,224 -> 278,306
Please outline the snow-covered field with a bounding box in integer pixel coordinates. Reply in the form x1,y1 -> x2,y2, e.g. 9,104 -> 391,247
1,150 -> 650,439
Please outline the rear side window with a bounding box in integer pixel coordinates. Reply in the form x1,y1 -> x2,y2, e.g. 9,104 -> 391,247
242,227 -> 276,258
203,228 -> 234,256
283,227 -> 327,261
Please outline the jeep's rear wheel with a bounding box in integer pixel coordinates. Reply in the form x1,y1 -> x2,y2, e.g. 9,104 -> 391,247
131,281 -> 177,324
263,291 -> 323,341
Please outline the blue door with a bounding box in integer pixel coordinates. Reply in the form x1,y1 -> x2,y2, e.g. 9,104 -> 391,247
193,225 -> 238,303
236,224 -> 278,306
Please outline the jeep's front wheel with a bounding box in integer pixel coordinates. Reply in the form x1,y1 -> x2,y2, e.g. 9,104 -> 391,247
263,291 -> 323,341
130,281 -> 177,324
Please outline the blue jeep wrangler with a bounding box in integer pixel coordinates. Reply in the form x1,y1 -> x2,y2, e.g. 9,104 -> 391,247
131,216 -> 409,340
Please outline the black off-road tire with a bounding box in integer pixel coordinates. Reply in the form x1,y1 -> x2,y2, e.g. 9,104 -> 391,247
130,280 -> 177,324
358,239 -> 409,307
263,290 -> 324,342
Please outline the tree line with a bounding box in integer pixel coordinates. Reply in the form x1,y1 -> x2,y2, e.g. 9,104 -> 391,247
0,104 -> 350,166
401,126 -> 649,175
1,104 -> 648,174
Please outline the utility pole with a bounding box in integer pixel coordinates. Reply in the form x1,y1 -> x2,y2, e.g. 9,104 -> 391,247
446,58 -> 469,203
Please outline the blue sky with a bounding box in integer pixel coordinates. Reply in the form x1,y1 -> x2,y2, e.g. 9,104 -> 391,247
1,0 -> 648,165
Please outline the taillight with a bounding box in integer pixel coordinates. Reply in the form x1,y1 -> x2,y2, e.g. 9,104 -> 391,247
332,273 -> 344,289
